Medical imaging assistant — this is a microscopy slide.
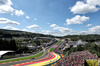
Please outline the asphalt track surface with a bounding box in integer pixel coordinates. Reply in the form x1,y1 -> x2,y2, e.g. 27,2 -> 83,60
0,48 -> 48,66
0,41 -> 61,66
11,52 -> 61,66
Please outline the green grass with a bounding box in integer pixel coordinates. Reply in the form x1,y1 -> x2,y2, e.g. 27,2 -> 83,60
0,52 -> 44,63
56,40 -> 62,45
49,48 -> 55,52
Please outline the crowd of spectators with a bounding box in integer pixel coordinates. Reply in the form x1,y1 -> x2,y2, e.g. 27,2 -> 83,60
55,51 -> 98,66
54,42 -> 66,54
43,39 -> 57,47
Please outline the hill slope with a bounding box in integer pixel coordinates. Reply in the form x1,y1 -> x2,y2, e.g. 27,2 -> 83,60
0,29 -> 55,38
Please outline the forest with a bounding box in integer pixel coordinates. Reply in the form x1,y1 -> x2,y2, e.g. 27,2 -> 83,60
63,34 -> 100,42
0,29 -> 55,38
0,29 -> 100,55
64,43 -> 100,57
0,39 -> 16,51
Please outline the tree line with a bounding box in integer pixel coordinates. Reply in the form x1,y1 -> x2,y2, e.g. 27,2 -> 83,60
63,34 -> 100,42
0,39 -> 17,51
0,29 -> 55,38
64,43 -> 100,57
0,38 -> 43,53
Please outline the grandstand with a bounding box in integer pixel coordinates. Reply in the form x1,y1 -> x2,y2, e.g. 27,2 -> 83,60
55,51 -> 98,66
54,42 -> 66,54
42,39 -> 57,47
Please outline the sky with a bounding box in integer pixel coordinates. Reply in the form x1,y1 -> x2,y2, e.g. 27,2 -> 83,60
0,0 -> 100,36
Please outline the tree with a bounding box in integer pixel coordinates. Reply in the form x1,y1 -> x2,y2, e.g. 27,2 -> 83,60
83,43 -> 91,50
34,40 -> 41,46
76,44 -> 84,51
91,43 -> 97,51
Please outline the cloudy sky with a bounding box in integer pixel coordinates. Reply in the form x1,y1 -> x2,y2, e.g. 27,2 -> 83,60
0,0 -> 100,36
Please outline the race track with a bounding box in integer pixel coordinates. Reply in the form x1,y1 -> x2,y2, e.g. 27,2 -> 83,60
12,52 -> 61,66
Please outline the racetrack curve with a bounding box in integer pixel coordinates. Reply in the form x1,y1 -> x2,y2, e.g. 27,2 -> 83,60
12,52 -> 61,66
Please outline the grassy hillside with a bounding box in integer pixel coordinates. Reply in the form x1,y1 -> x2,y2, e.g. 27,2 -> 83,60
0,29 -> 55,38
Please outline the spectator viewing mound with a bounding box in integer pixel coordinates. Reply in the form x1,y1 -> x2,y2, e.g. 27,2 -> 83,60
53,45 -> 58,48
56,50 -> 98,66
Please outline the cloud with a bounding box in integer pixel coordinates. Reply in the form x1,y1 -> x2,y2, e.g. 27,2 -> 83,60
53,26 -> 73,33
89,26 -> 100,34
74,31 -> 88,35
22,29 -> 37,33
86,24 -> 92,27
27,24 -> 41,29
4,26 -> 19,30
41,30 -> 54,34
50,24 -> 99,35
22,29 -> 29,32
50,24 -> 76,35
12,10 -> 24,16
50,24 -> 58,27
66,15 -> 89,25
27,25 -> 100,36
0,0 -> 14,13
0,5 -> 14,13
75,26 -> 100,35
0,0 -> 24,16
26,16 -> 30,19
3,26 -> 38,33
0,0 -> 12,5
0,18 -> 20,25
40,30 -> 62,36
86,0 -> 100,6
34,18 -> 37,21
70,1 -> 100,14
